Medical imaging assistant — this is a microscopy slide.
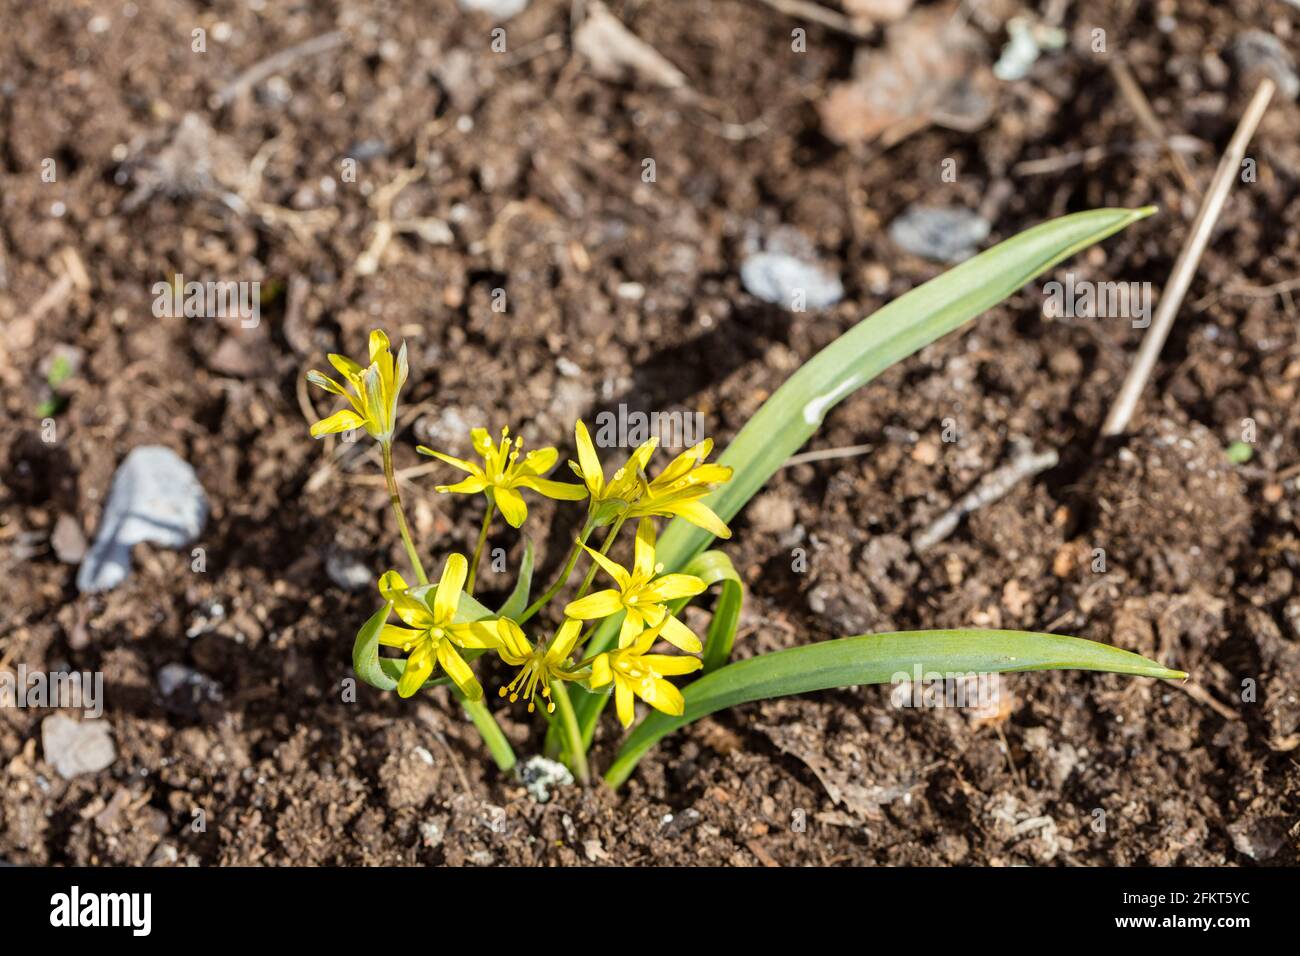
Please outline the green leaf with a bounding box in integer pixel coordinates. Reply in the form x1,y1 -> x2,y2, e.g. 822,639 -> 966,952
496,537 -> 535,619
352,602 -> 399,692
604,628 -> 1186,787
351,592 -> 497,693
571,207 -> 1156,746
678,550 -> 744,674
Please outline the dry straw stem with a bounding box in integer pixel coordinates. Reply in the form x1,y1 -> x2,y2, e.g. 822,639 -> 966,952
1102,77 -> 1276,437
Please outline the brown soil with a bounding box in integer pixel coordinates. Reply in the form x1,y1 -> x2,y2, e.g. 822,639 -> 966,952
2,0 -> 1299,866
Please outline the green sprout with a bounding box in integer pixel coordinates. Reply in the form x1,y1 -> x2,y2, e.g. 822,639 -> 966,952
36,353 -> 74,418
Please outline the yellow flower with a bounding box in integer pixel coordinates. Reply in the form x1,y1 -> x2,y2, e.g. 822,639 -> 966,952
589,618 -> 702,728
307,330 -> 407,443
564,518 -> 706,651
570,420 -> 658,509
375,554 -> 500,700
495,618 -> 586,714
419,426 -> 587,528
626,438 -> 734,539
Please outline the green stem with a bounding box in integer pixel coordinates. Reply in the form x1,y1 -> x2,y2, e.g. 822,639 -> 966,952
550,680 -> 590,784
467,500 -> 495,596
541,517 -> 626,762
519,519 -> 595,623
382,442 -> 428,586
383,445 -> 515,771
458,691 -> 516,772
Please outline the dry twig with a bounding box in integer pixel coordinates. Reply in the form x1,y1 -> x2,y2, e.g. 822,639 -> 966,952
912,445 -> 1060,552
1101,78 -> 1276,436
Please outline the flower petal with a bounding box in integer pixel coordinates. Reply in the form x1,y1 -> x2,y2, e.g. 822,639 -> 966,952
328,352 -> 364,383
618,609 -> 643,648
397,641 -> 435,698
639,573 -> 707,604
310,408 -> 366,437
644,653 -> 703,677
449,621 -> 501,650
632,518 -> 657,580
368,329 -> 391,364
665,499 -> 732,539
642,677 -> 685,716
614,680 -> 636,728
437,641 -> 483,701
379,571 -> 436,628
494,618 -> 532,659
433,553 -> 469,624
306,370 -> 347,396
518,447 -> 558,476
581,544 -> 631,591
437,475 -> 490,495
417,447 -> 481,475
546,618 -> 584,665
515,476 -> 588,501
574,420 -> 604,496
377,623 -> 423,648
564,589 -> 624,621
493,486 -> 528,528
657,614 -> 703,654
589,653 -> 613,688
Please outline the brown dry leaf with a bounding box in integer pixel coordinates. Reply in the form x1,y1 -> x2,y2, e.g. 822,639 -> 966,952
574,2 -> 689,91
758,721 -> 914,823
819,5 -> 996,146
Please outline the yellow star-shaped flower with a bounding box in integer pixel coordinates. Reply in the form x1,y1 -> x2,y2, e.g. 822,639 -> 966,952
589,617 -> 702,728
564,518 -> 706,651
495,618 -> 587,714
375,554 -> 500,699
626,438 -> 734,538
419,426 -> 587,528
307,330 -> 407,444
569,419 -> 658,511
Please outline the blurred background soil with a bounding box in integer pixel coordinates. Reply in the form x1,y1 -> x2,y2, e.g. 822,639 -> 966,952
2,0 -> 1299,865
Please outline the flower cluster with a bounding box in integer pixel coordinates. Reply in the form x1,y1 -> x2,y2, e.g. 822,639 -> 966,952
307,333 -> 734,730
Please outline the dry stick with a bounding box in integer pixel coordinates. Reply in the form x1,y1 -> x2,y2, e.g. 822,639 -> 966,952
1108,58 -> 1201,198
752,0 -> 871,39
911,446 -> 1060,553
211,31 -> 346,107
782,443 -> 874,467
1101,78 -> 1276,437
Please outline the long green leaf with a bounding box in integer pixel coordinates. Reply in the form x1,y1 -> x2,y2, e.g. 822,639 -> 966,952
678,550 -> 743,674
496,537 -> 535,620
604,629 -> 1186,787
571,207 -> 1156,746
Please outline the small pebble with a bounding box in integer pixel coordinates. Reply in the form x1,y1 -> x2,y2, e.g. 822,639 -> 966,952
518,755 -> 574,803
889,205 -> 991,264
1231,31 -> 1299,100
51,514 -> 87,564
42,715 -> 116,780
740,252 -> 844,311
326,549 -> 373,591
458,0 -> 529,17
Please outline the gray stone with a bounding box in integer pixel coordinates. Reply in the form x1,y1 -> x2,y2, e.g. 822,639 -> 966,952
326,549 -> 373,591
740,252 -> 844,311
77,446 -> 208,593
1231,31 -> 1299,100
50,514 -> 87,564
41,714 -> 116,779
458,0 -> 528,19
157,663 -> 223,703
518,755 -> 574,803
889,205 -> 991,263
